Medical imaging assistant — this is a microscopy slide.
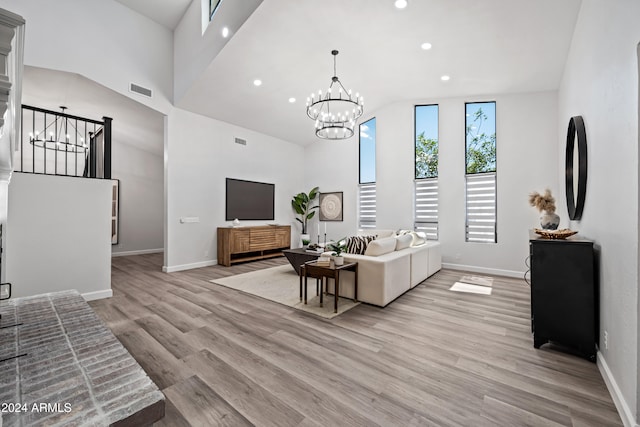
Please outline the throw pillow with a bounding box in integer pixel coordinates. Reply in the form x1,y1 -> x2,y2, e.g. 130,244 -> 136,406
410,231 -> 427,247
395,233 -> 413,251
345,235 -> 375,255
364,236 -> 397,256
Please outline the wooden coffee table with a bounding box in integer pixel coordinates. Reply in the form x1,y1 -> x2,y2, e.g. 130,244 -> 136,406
300,261 -> 358,313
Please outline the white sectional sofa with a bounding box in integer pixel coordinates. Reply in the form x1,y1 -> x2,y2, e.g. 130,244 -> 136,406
326,230 -> 442,307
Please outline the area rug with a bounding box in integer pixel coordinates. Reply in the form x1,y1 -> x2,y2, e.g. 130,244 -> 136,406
449,274 -> 494,295
210,265 -> 360,319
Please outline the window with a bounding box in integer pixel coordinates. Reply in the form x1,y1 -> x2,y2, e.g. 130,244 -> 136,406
210,0 -> 222,20
359,118 -> 376,229
414,105 -> 439,239
465,101 -> 497,243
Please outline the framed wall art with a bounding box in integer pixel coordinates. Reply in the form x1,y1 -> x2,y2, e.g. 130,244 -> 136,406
319,191 -> 343,222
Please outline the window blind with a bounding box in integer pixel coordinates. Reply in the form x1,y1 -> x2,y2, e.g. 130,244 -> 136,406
358,183 -> 376,229
414,178 -> 438,240
465,172 -> 496,243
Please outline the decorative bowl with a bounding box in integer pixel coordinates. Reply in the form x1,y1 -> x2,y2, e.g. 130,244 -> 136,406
534,228 -> 578,239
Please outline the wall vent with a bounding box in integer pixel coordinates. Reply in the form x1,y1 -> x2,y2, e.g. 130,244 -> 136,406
129,83 -> 153,98
234,137 -> 247,146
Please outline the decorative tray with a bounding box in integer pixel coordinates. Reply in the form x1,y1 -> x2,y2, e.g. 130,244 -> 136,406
534,228 -> 578,239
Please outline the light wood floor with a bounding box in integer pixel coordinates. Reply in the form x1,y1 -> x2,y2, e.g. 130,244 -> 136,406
90,253 -> 622,426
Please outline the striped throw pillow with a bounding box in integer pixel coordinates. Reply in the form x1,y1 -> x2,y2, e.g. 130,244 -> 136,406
345,235 -> 376,255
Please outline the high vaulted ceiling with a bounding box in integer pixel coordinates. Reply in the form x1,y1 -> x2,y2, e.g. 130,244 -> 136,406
125,0 -> 583,146
114,0 -> 192,29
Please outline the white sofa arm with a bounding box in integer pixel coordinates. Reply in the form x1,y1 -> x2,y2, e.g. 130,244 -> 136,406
335,251 -> 411,307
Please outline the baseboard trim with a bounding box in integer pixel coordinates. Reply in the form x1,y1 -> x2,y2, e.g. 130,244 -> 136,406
112,248 -> 164,257
82,289 -> 113,301
163,259 -> 217,273
442,262 -> 524,279
597,352 -> 637,427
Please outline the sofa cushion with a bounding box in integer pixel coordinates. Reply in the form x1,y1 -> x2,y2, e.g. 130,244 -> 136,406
364,236 -> 397,256
345,235 -> 375,255
358,229 -> 396,239
395,234 -> 413,251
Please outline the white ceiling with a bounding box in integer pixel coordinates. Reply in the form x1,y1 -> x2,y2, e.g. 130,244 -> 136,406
22,66 -> 164,156
120,0 -> 583,146
114,0 -> 192,29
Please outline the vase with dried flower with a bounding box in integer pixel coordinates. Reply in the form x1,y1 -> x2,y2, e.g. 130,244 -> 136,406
529,189 -> 560,230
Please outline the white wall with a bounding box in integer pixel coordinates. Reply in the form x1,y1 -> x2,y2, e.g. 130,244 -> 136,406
112,142 -> 163,255
304,139 -> 359,242
173,0 -> 262,103
6,173 -> 112,300
306,91 -> 559,276
164,108 -> 304,272
558,1 -> 640,425
0,0 -> 173,114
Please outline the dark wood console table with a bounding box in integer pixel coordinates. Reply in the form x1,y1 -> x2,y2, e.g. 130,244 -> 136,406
217,225 -> 290,266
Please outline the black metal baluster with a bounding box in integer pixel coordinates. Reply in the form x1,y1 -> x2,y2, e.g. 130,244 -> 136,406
54,112 -> 58,175
103,117 -> 112,179
75,119 -> 78,176
44,113 -> 47,174
32,110 -> 35,173
20,107 -> 23,172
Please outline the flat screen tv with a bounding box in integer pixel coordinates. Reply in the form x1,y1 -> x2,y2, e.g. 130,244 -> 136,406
226,178 -> 275,221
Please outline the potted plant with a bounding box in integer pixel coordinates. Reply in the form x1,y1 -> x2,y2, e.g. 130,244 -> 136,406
292,186 -> 319,246
529,189 -> 560,230
326,238 -> 347,266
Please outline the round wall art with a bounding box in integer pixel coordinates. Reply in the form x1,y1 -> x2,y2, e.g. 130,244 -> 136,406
319,192 -> 343,221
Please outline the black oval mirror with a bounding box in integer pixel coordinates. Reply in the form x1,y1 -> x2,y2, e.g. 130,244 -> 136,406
565,116 -> 587,220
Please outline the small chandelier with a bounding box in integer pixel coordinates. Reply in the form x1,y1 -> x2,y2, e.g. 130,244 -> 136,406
306,50 -> 364,140
29,106 -> 89,153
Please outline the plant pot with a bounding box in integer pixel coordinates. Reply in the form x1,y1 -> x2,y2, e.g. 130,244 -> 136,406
300,233 -> 311,247
332,255 -> 344,266
540,211 -> 560,230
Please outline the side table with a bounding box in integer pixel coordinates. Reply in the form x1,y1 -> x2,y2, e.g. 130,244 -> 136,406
301,261 -> 358,313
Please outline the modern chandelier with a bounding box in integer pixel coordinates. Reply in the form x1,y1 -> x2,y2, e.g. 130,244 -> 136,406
306,50 -> 364,140
28,106 -> 89,154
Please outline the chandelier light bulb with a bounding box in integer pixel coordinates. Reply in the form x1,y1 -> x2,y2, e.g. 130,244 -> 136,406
395,0 -> 408,9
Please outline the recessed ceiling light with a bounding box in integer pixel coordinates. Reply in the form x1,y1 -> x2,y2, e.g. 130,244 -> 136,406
441,75 -> 450,81
421,42 -> 432,50
394,0 -> 408,9
288,97 -> 296,103
253,79 -> 262,86
222,27 -> 229,38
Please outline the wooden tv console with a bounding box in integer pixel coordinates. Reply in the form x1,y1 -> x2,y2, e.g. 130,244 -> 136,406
217,225 -> 291,266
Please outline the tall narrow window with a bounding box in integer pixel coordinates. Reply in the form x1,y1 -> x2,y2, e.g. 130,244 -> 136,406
359,117 -> 376,229
465,102 -> 497,243
415,105 -> 439,239
210,0 -> 222,20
